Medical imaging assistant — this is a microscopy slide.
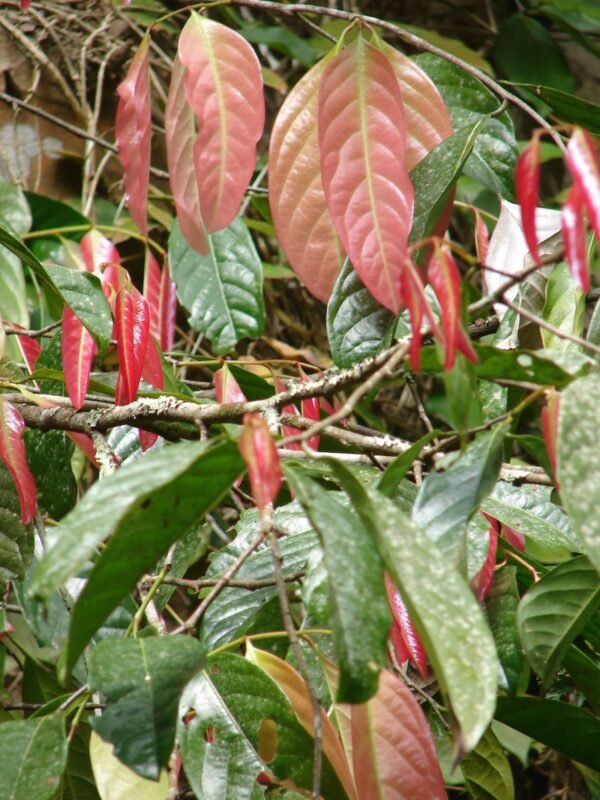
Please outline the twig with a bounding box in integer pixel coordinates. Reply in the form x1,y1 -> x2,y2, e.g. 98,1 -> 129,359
503,297 -> 600,357
152,571 -> 305,590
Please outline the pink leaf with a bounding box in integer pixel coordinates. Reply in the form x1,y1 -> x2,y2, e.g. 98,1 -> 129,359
115,285 -> 150,405
274,377 -> 303,451
350,669 -> 446,800
402,258 -> 439,372
561,182 -> 589,291
141,335 -> 163,390
20,0 -> 31,9
298,366 -> 320,451
239,413 -> 281,511
165,56 -> 210,254
427,245 -> 477,371
214,363 -> 247,405
269,54 -> 345,303
116,36 -> 152,235
565,127 -> 600,241
68,431 -> 99,467
515,137 -> 542,267
502,525 -> 526,552
541,388 -> 560,480
178,12 -> 265,234
62,305 -> 95,410
9,323 -> 41,373
472,522 -> 498,603
246,643 -> 358,800
80,230 -> 121,273
474,211 -> 490,265
318,34 -> 414,312
143,251 -> 177,352
385,574 -> 428,678
0,399 -> 36,525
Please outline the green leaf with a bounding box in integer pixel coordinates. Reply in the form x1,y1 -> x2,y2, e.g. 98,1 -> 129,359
493,14 -> 575,93
0,716 -> 67,800
200,502 -> 318,650
481,482 -> 580,555
0,463 -> 34,592
327,463 -> 498,753
284,465 -> 390,703
240,23 -> 316,66
24,430 -> 76,520
178,654 -> 349,799
0,248 -> 28,348
518,556 -> 600,687
0,180 -> 32,235
508,84 -> 600,134
461,726 -> 515,800
409,120 -> 484,245
558,371 -> 600,573
88,636 -> 205,780
63,721 -> 100,800
169,217 -> 265,354
563,646 -> 600,715
413,54 -> 518,199
30,439 -> 243,677
411,423 -> 508,559
326,259 -> 394,369
25,192 -> 89,238
542,263 -> 585,352
485,567 -> 525,694
495,696 -> 600,771
376,429 -> 441,498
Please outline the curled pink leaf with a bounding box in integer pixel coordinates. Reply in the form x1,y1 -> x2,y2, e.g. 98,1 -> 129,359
275,377 -> 301,451
0,399 -> 37,525
402,258 -> 439,372
115,285 -> 150,405
239,413 -> 281,511
565,127 -> 600,241
561,182 -> 589,291
62,305 -> 95,410
541,388 -> 560,481
178,12 -> 265,235
475,210 -> 490,265
144,251 -> 177,352
318,34 -> 414,312
80,230 -> 121,273
473,521 -> 498,603
116,36 -> 151,235
515,136 -> 542,266
427,244 -> 478,371
385,574 -> 428,678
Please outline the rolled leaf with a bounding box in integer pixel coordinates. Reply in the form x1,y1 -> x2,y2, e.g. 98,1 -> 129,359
0,398 -> 36,524
427,243 -> 477,370
214,363 -> 247,405
385,574 -> 428,678
541,388 -> 559,480
472,521 -> 498,603
61,305 -> 95,410
144,250 -> 177,352
115,285 -> 150,405
116,36 -> 151,235
176,12 -> 265,239
318,34 -> 414,312
561,182 -> 589,291
515,137 -> 542,266
80,230 -> 121,273
239,413 -> 281,511
565,127 -> 600,240
402,257 -> 439,371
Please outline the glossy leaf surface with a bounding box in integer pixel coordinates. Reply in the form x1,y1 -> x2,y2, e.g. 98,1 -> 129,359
518,556 -> 600,687
143,251 -> 176,352
318,34 -> 413,312
239,413 -> 281,511
61,305 -> 95,409
485,567 -> 524,694
115,286 -> 150,405
0,716 -> 67,800
169,218 -> 265,354
565,126 -> 600,240
89,636 -> 204,779
115,36 -> 151,234
0,463 -> 34,590
561,182 -> 590,291
515,137 -> 542,266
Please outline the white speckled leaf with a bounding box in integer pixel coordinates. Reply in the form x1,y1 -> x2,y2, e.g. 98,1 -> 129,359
558,371 -> 600,574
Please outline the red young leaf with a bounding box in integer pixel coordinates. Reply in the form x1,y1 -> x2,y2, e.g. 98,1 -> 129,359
115,285 -> 150,405
515,136 -> 542,267
472,521 -> 498,603
427,244 -> 478,371
385,574 -> 428,678
474,211 -> 490,265
20,0 -> 31,9
565,127 -> 600,241
350,669 -> 446,800
178,12 -> 265,234
165,56 -> 209,254
116,36 -> 151,235
12,326 -> 41,373
298,367 -> 320,451
541,388 -> 560,480
0,399 -> 37,524
318,34 -> 414,312
143,251 -> 177,352
239,413 -> 281,511
501,524 -> 526,552
62,305 -> 95,410
68,431 -> 99,467
275,377 -> 301,451
402,258 -> 439,372
561,182 -> 589,291
214,363 -> 247,405
80,230 -> 121,273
